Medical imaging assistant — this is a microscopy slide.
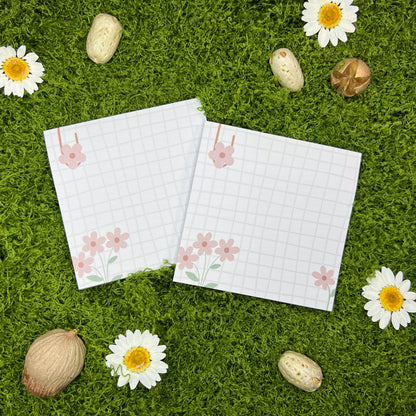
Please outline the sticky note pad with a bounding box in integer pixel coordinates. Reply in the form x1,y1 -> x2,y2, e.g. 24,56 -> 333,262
44,99 -> 205,289
173,122 -> 361,311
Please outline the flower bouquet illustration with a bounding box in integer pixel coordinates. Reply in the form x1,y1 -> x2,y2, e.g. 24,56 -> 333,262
312,265 -> 336,310
177,232 -> 239,288
72,227 -> 129,283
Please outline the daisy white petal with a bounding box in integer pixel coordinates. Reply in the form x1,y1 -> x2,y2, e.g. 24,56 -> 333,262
329,29 -> 339,46
151,361 -> 169,373
5,46 -> 15,56
16,45 -> 26,57
0,73 -> 7,88
105,329 -> 168,390
371,307 -> 384,323
382,267 -> 395,285
109,343 -> 123,354
318,28 -> 330,47
403,300 -> 416,313
24,51 -> 39,63
140,372 -> 155,389
399,279 -> 411,294
404,291 -> 416,300
334,25 -> 348,42
338,20 -> 356,33
4,79 -> 14,96
363,291 -> 378,301
0,45 -> 44,97
117,375 -> 130,387
22,77 -> 37,95
364,299 -> 378,311
391,311 -> 401,330
304,21 -> 321,36
379,310 -> 391,329
397,309 -> 409,327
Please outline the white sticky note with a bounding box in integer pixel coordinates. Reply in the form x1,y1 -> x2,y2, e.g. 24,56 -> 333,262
173,122 -> 361,311
44,98 -> 206,289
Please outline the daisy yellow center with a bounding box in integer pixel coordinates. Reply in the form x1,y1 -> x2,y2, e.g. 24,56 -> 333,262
379,286 -> 403,312
124,347 -> 150,372
319,3 -> 342,29
3,57 -> 30,81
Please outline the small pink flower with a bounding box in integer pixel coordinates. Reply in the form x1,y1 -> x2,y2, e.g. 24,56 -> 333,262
59,143 -> 86,169
177,246 -> 199,270
215,239 -> 239,262
208,142 -> 234,168
82,231 -> 106,256
106,228 -> 129,253
72,252 -> 94,278
312,266 -> 335,290
193,232 -> 218,256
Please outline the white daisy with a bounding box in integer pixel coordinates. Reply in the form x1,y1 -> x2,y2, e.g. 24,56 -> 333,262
0,45 -> 44,97
362,267 -> 416,330
105,329 -> 168,389
301,0 -> 359,47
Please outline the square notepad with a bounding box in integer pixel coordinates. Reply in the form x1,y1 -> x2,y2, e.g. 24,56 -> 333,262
44,99 -> 205,289
173,122 -> 361,311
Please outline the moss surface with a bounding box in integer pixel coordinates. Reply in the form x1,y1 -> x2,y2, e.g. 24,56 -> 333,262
1,0 -> 415,414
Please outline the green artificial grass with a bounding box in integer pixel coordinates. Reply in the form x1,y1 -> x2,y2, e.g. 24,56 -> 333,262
1,0 -> 416,414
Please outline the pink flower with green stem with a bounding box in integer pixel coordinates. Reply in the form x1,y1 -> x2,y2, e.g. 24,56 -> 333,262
82,231 -> 106,257
72,252 -> 94,278
106,228 -> 129,252
193,232 -> 218,256
215,239 -> 240,262
312,266 -> 336,310
177,246 -> 199,270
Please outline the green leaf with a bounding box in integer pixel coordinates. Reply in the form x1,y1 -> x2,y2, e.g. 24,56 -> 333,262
112,274 -> 123,281
86,275 -> 103,282
185,271 -> 199,282
108,256 -> 118,264
210,264 -> 221,269
205,283 -> 218,289
330,288 -> 336,297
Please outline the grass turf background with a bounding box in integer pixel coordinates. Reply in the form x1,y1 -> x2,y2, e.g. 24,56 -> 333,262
1,0 -> 415,414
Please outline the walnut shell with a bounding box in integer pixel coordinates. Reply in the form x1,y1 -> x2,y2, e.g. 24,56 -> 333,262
22,329 -> 86,397
330,58 -> 371,97
278,350 -> 323,392
86,13 -> 123,64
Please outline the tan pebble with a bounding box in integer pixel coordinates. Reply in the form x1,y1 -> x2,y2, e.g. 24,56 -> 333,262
278,350 -> 323,392
86,13 -> 123,64
269,48 -> 304,92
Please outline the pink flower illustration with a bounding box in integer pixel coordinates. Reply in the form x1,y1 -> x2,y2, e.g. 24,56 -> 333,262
312,266 -> 335,291
72,252 -> 94,278
177,246 -> 199,270
215,239 -> 240,262
59,143 -> 86,169
106,228 -> 129,253
208,142 -> 234,168
82,231 -> 106,256
193,232 -> 218,256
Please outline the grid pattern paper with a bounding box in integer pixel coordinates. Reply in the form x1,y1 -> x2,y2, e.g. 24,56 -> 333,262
173,121 -> 362,311
44,98 -> 206,289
